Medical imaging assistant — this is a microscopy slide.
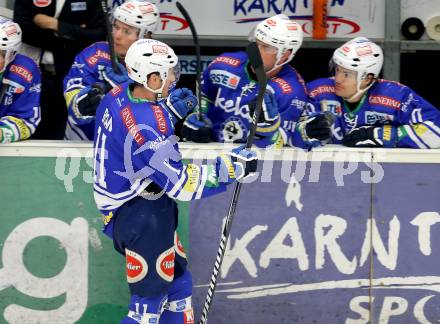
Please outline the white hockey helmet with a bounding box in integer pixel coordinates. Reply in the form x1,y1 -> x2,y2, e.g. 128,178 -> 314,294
0,16 -> 22,72
332,37 -> 383,87
113,0 -> 159,39
251,14 -> 303,69
125,39 -> 179,93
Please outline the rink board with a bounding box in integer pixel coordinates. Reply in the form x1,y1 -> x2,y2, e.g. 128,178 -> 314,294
0,142 -> 439,323
190,155 -> 440,323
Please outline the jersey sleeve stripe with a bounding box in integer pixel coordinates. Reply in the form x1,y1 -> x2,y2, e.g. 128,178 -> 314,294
404,125 -> 428,148
167,167 -> 188,197
195,165 -> 208,199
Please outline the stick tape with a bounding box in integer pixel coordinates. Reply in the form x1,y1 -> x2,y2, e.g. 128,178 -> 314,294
401,17 -> 425,40
426,16 -> 440,40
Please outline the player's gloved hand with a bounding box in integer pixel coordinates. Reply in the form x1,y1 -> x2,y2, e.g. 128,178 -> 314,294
297,111 -> 335,146
0,126 -> 13,143
248,91 -> 280,138
181,112 -> 212,143
342,125 -> 397,148
218,145 -> 258,183
227,145 -> 258,181
76,83 -> 105,117
103,63 -> 129,89
166,88 -> 198,122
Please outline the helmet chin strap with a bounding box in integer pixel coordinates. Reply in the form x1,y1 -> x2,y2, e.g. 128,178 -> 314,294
143,75 -> 176,101
143,82 -> 166,100
266,50 -> 292,75
344,79 -> 376,103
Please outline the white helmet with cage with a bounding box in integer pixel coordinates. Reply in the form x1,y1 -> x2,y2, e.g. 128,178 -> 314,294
332,37 -> 383,90
125,39 -> 179,94
0,16 -> 22,73
113,0 -> 159,39
250,14 -> 303,70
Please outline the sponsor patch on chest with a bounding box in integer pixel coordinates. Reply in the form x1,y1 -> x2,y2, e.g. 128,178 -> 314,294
365,111 -> 394,124
209,69 -> 240,89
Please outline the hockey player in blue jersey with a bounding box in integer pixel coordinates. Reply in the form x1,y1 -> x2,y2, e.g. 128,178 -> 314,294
93,39 -> 257,323
0,17 -> 41,143
307,37 -> 440,148
181,14 -> 333,148
63,0 -> 159,140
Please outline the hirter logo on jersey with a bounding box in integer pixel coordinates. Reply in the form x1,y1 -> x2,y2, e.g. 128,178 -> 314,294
213,56 -> 240,67
174,232 -> 186,259
10,64 -> 33,82
125,249 -> 148,283
120,106 -> 146,145
272,77 -> 292,94
33,0 -> 51,7
369,95 -> 401,110
151,105 -> 168,134
156,247 -> 175,282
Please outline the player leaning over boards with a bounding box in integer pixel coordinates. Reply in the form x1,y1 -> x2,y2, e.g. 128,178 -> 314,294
0,17 -> 41,144
181,14 -> 333,149
307,37 -> 440,148
63,0 -> 157,140
64,0 -> 194,141
93,39 -> 258,323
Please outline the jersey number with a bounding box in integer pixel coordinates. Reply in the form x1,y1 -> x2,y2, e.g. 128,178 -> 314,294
94,126 -> 107,189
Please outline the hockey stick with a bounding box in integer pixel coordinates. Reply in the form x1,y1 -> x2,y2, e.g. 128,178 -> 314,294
99,0 -> 121,74
198,42 -> 267,324
175,1 -> 202,119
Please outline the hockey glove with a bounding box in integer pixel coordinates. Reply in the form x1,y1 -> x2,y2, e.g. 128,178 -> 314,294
103,63 -> 129,89
0,126 -> 14,143
297,112 -> 335,147
217,145 -> 258,182
248,91 -> 280,138
228,145 -> 258,181
76,83 -> 105,117
342,125 -> 397,148
166,88 -> 198,121
181,112 -> 213,143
